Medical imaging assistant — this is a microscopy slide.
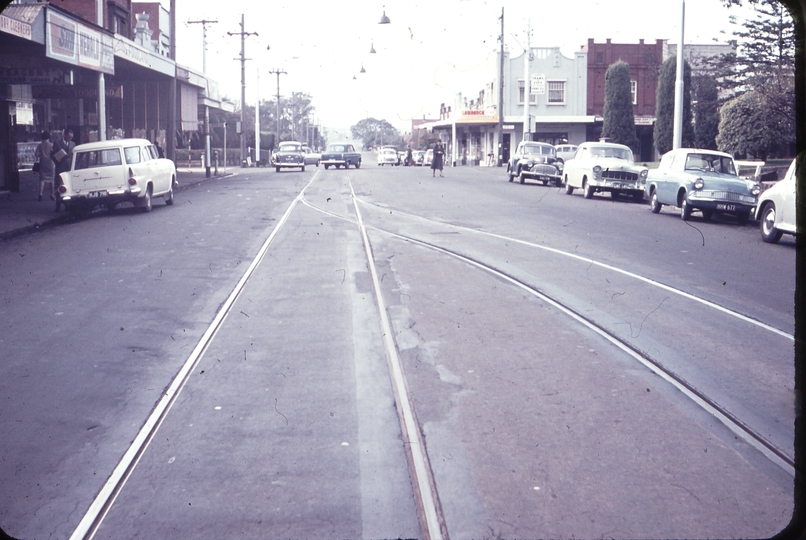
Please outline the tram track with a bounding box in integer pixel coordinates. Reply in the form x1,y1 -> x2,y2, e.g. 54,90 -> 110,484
302,190 -> 796,479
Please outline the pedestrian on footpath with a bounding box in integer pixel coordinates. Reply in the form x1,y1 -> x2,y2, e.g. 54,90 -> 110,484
431,140 -> 444,177
52,129 -> 75,211
34,131 -> 55,201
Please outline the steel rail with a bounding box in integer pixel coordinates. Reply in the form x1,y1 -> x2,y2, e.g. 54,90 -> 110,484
302,196 -> 796,477
69,171 -> 322,540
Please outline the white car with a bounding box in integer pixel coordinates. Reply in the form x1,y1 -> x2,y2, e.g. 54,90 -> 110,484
377,148 -> 399,166
755,158 -> 797,243
555,144 -> 578,162
58,138 -> 176,214
563,142 -> 648,202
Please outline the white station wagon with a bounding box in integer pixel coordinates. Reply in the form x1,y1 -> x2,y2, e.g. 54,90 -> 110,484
58,138 -> 177,214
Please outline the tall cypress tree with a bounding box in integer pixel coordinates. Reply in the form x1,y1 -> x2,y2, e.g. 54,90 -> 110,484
600,60 -> 639,151
653,56 -> 694,155
693,75 -> 720,150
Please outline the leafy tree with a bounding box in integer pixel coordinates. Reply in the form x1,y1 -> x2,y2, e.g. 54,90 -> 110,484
653,56 -> 695,155
716,90 -> 788,159
600,61 -> 638,151
707,0 -> 795,156
351,118 -> 402,149
692,75 -> 720,150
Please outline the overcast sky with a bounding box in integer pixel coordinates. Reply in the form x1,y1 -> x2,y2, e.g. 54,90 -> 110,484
168,0 -> 755,134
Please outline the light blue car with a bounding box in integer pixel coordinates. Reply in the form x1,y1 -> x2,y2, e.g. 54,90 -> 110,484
645,148 -> 761,224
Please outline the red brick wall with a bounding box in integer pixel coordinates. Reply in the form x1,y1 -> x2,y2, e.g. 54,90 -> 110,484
586,38 -> 664,117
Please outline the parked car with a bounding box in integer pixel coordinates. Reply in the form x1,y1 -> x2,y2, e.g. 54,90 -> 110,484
377,148 -> 399,166
563,142 -> 648,201
398,151 -> 407,165
645,148 -> 761,224
321,143 -> 361,169
423,148 -> 434,167
555,144 -> 578,162
755,158 -> 797,243
57,138 -> 176,214
506,141 -> 563,185
412,150 -> 425,166
302,146 -> 320,166
274,141 -> 306,172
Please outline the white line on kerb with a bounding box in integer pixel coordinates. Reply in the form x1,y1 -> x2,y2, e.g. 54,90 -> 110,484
70,171 -> 321,540
349,182 -> 445,540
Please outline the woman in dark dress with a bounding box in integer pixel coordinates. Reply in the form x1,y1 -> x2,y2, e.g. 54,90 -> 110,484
431,141 -> 444,177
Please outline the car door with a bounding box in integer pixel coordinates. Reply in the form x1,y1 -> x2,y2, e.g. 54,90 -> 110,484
566,145 -> 586,188
654,151 -> 677,204
779,159 -> 797,229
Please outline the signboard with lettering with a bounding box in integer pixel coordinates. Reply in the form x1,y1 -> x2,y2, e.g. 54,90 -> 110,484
0,67 -> 72,85
32,85 -> 122,99
114,35 -> 175,77
46,10 -> 114,74
531,73 -> 545,95
0,13 -> 32,40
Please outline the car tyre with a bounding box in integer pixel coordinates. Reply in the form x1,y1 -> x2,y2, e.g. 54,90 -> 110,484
324,164 -> 329,169
301,165 -> 306,172
760,204 -> 783,243
507,165 -> 514,182
518,168 -> 525,184
355,161 -> 361,169
140,186 -> 153,213
564,180 -> 574,195
583,180 -> 594,199
680,198 -> 691,220
165,185 -> 174,206
649,191 -> 662,213
276,166 -> 281,172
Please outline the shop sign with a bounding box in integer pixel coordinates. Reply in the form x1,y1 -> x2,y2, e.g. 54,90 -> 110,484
531,73 -> 545,95
32,85 -> 122,99
114,36 -> 175,77
46,10 -> 114,75
0,67 -> 72,85
460,109 -> 498,122
503,124 -> 515,130
1,13 -> 32,40
634,116 -> 655,126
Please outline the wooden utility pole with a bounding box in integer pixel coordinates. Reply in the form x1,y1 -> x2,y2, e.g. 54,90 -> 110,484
269,69 -> 287,144
496,7 -> 505,165
188,19 -> 217,176
228,15 -> 257,166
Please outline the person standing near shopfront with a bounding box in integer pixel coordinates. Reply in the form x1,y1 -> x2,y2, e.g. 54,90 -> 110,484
431,140 -> 445,177
34,131 -> 55,201
52,129 -> 75,211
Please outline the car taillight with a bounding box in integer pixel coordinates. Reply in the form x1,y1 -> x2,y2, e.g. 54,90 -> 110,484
128,167 -> 136,185
58,185 -> 67,193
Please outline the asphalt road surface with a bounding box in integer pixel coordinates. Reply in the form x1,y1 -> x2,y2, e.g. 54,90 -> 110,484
0,157 -> 796,539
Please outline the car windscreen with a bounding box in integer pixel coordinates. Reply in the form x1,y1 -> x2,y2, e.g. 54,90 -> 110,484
523,145 -> 554,156
588,145 -> 633,161
685,154 -> 737,175
74,148 -> 123,170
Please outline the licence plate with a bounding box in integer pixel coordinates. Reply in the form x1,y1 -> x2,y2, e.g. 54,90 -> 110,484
612,182 -> 623,188
88,190 -> 108,198
537,175 -> 551,181
717,203 -> 736,211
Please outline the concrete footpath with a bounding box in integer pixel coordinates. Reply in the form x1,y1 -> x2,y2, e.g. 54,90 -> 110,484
0,166 -> 237,240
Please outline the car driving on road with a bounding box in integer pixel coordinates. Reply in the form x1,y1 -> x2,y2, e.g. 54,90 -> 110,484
274,141 -> 306,172
645,148 -> 761,223
378,148 -> 399,166
321,143 -> 361,169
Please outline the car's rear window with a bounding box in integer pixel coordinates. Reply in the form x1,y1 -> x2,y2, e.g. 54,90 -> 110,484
280,144 -> 301,152
74,148 -> 123,170
327,145 -> 346,152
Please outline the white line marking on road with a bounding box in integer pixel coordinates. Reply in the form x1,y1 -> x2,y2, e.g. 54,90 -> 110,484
349,182 -> 445,540
70,171 -> 321,540
355,199 -> 794,342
